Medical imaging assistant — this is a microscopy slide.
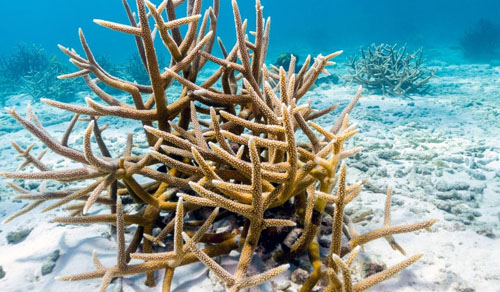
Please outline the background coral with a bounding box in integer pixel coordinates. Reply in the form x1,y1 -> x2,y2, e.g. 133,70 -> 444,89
0,0 -> 436,291
273,52 -> 301,72
0,43 -> 85,103
460,18 -> 500,62
346,43 -> 434,96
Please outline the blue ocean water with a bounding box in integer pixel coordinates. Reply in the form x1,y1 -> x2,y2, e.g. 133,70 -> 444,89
1,0 -> 499,62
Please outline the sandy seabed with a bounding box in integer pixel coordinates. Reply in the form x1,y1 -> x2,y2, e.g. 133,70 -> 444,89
0,48 -> 499,292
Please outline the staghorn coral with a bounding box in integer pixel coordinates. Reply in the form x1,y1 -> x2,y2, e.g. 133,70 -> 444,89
1,0 -> 437,291
0,43 -> 84,103
346,43 -> 434,96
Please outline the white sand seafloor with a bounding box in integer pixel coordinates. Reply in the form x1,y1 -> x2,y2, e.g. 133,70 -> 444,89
0,47 -> 499,292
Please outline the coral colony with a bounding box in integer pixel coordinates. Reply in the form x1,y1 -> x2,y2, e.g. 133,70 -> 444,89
0,44 -> 84,104
1,0 -> 437,291
347,43 -> 434,96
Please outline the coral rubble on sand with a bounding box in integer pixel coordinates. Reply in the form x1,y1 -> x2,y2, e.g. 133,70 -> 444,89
0,0 -> 437,291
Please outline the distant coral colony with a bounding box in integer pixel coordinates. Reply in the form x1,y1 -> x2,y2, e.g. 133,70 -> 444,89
0,0 -> 437,291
